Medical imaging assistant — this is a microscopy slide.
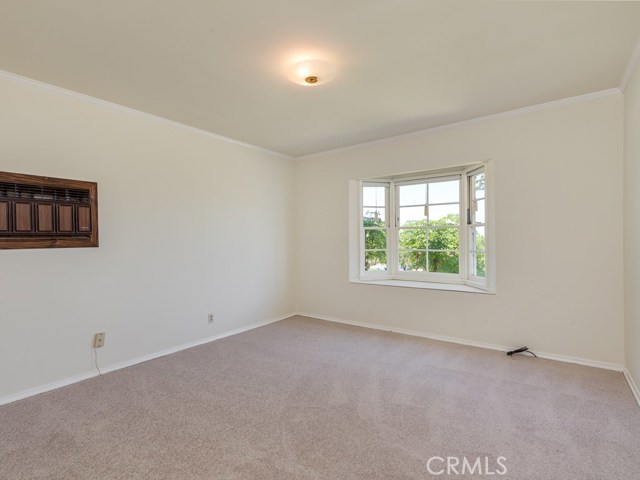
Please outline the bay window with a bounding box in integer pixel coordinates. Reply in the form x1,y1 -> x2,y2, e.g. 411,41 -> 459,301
352,163 -> 493,292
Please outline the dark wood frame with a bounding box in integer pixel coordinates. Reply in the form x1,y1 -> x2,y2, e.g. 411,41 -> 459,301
0,171 -> 98,249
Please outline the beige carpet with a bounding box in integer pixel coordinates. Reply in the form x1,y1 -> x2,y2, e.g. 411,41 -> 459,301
1,315 -> 639,479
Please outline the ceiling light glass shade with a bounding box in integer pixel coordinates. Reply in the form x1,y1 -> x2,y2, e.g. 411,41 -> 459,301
288,60 -> 335,86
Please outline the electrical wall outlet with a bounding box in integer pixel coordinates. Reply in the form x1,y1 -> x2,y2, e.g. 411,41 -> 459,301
208,314 -> 214,324
93,332 -> 105,348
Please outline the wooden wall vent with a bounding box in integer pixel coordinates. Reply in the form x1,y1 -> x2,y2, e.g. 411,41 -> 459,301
0,171 -> 98,249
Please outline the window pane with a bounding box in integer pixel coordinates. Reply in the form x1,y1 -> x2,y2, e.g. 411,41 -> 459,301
399,228 -> 426,250
429,180 -> 459,204
363,186 -> 385,207
429,204 -> 459,225
472,173 -> 485,200
399,206 -> 426,226
365,251 -> 387,271
474,199 -> 485,224
399,250 -> 427,271
471,226 -> 485,251
365,229 -> 386,250
429,251 -> 459,274
471,252 -> 486,278
428,228 -> 459,250
363,208 -> 385,227
399,183 -> 426,206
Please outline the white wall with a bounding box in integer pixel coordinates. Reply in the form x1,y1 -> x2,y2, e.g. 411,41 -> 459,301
0,71 -> 629,402
294,95 -> 625,365
624,58 -> 640,392
0,74 -> 295,400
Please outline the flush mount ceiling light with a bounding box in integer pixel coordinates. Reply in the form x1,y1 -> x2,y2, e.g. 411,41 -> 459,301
288,59 -> 335,86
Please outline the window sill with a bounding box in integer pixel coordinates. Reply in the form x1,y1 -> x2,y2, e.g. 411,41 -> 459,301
350,278 -> 495,294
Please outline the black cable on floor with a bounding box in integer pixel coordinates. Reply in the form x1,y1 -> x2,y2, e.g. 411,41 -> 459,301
507,346 -> 537,358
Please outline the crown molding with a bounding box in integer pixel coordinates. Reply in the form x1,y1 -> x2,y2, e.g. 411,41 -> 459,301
620,35 -> 640,92
0,68 -> 625,162
296,88 -> 622,160
0,69 -> 292,160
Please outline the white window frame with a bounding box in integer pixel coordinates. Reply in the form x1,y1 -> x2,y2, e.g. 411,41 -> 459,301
349,162 -> 494,294
360,180 -> 390,281
465,166 -> 488,289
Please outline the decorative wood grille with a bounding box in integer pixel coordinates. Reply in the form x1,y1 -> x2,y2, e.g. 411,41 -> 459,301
0,172 -> 98,249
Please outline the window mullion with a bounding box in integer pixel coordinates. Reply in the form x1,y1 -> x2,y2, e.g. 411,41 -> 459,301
460,174 -> 468,280
359,180 -> 365,277
389,181 -> 398,277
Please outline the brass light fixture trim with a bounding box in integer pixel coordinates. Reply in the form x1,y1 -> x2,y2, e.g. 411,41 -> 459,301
288,59 -> 335,86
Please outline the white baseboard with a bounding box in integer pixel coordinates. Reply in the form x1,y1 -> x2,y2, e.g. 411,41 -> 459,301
623,368 -> 640,407
294,312 -> 625,372
0,372 -> 98,408
0,313 -> 294,407
4,312 -> 634,408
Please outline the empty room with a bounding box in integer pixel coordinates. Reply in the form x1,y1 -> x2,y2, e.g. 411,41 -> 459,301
2,1 -> 640,479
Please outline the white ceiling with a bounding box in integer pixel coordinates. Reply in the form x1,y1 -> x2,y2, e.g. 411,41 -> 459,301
1,1 -> 639,157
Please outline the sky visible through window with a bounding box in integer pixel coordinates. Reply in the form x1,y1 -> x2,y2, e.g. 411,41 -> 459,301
363,179 -> 464,273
